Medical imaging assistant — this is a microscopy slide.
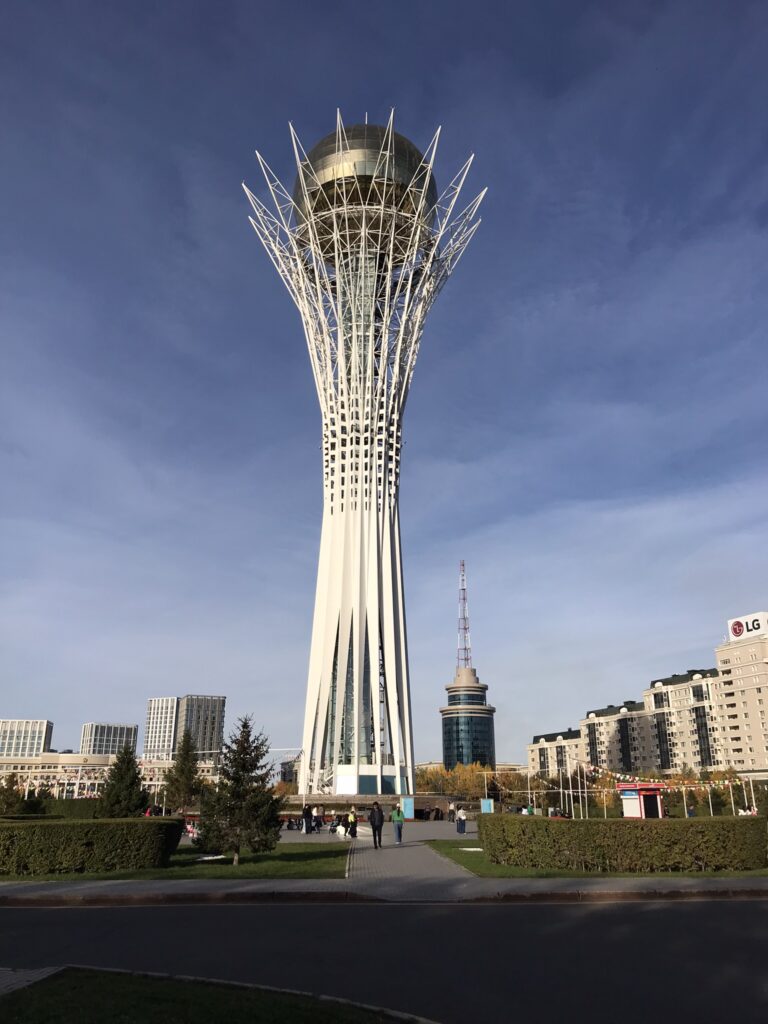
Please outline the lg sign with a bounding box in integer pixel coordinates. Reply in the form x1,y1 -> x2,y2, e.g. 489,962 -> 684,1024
728,612 -> 768,640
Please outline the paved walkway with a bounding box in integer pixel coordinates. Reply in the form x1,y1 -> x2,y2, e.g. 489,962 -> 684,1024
0,966 -> 61,995
1,821 -> 767,905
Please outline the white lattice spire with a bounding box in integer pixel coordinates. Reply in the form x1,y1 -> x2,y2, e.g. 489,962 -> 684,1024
244,115 -> 484,795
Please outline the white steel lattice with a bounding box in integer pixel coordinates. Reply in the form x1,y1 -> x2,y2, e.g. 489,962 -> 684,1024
244,112 -> 484,795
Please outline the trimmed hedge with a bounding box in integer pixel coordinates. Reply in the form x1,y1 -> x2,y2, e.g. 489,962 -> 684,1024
478,814 -> 767,872
0,818 -> 183,876
42,798 -> 100,819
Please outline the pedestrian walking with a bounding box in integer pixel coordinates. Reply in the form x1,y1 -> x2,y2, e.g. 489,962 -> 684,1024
369,801 -> 384,849
348,806 -> 358,839
456,805 -> 467,835
391,803 -> 405,844
447,801 -> 456,823
302,804 -> 313,834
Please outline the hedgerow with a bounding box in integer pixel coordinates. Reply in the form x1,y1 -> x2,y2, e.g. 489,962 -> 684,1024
42,799 -> 100,819
0,818 -> 183,875
477,815 -> 766,872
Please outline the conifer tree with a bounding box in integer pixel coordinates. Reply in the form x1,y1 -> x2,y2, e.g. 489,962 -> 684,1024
163,730 -> 201,814
199,716 -> 283,865
100,744 -> 149,818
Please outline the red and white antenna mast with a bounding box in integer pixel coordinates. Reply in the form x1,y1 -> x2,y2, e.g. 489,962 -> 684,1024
457,560 -> 472,668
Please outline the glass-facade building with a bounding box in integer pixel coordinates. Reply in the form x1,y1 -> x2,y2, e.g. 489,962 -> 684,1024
440,667 -> 496,770
80,722 -> 138,756
0,720 -> 53,758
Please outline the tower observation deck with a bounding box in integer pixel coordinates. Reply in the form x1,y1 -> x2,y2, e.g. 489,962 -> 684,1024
244,114 -> 484,796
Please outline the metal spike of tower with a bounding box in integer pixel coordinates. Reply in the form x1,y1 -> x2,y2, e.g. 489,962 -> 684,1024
244,113 -> 484,796
457,559 -> 472,669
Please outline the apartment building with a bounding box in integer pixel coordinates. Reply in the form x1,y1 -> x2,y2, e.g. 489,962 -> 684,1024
527,611 -> 768,777
528,729 -> 583,776
580,700 -> 657,774
640,670 -> 719,773
711,612 -> 768,771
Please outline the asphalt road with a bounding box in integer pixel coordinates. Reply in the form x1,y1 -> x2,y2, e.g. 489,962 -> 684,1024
2,902 -> 768,1023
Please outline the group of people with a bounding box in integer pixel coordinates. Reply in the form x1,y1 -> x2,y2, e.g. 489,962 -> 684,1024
300,804 -> 326,833
446,801 -> 468,832
292,801 -> 470,845
295,801 -> 408,846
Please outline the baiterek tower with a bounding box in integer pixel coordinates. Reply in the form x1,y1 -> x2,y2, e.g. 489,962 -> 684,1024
244,113 -> 484,796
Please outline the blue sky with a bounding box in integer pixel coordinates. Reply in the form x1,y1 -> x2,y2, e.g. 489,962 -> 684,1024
2,1 -> 767,758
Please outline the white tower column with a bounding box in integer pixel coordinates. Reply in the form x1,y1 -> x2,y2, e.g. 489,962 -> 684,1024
244,114 -> 484,795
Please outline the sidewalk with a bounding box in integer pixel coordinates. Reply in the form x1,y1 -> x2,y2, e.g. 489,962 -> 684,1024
1,822 -> 767,905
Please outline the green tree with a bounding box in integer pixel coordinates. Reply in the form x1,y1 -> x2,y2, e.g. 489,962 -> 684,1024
0,773 -> 22,815
99,745 -> 149,818
198,717 -> 284,866
162,730 -> 201,814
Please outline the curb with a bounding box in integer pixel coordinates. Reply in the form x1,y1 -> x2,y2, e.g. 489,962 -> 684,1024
1,886 -> 768,908
0,890 -> 380,908
4,964 -> 443,1024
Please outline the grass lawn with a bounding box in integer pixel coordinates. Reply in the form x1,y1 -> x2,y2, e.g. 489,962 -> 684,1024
427,840 -> 768,878
0,843 -> 348,883
0,968 -> 400,1023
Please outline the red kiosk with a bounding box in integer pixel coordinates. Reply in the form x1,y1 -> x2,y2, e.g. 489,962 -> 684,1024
617,782 -> 666,819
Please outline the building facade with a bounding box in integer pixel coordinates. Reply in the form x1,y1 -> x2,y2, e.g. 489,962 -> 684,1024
143,697 -> 179,760
711,612 -> 768,770
0,720 -> 53,758
176,696 -> 226,761
529,729 -> 583,776
143,695 -> 225,762
527,611 -> 768,777
581,700 -> 657,775
640,670 -> 719,773
441,668 -> 497,770
245,116 -> 483,796
0,752 -> 220,801
79,722 -> 138,756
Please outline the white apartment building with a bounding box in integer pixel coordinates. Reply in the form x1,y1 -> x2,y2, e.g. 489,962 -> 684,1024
580,700 -> 657,775
0,720 -> 53,758
143,697 -> 179,760
711,611 -> 768,771
527,611 -> 768,778
640,670 -> 719,773
529,729 -> 583,776
80,722 -> 138,756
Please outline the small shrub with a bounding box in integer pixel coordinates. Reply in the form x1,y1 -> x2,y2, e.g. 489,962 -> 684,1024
477,815 -> 767,872
0,819 -> 183,876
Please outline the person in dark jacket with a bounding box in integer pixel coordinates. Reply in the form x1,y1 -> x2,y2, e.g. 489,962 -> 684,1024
302,804 -> 313,834
369,801 -> 384,849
